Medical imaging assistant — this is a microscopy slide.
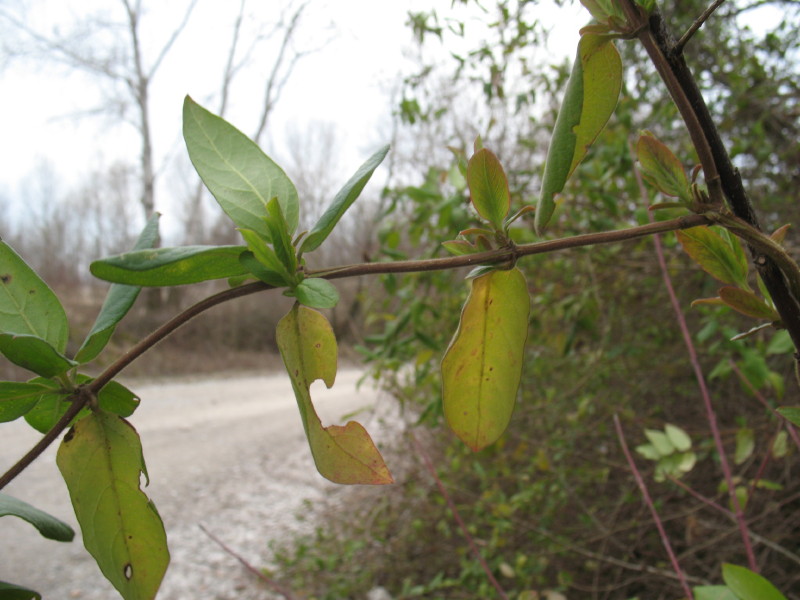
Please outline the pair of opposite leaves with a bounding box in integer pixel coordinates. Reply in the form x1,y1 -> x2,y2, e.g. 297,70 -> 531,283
284,265 -> 530,488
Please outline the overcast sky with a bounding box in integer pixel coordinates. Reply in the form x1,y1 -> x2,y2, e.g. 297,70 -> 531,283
0,0 -> 582,236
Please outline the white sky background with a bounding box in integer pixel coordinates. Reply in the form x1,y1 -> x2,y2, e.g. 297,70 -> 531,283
0,0 -> 590,240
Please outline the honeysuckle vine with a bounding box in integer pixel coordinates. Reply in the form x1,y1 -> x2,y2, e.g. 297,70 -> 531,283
2,1 -> 799,598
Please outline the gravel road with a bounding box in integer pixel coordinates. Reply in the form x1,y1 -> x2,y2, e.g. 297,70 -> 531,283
0,368 -> 395,599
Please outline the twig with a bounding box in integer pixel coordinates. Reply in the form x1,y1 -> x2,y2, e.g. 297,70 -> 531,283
409,432 -> 509,600
675,0 -> 728,53
0,214 -> 711,491
729,359 -> 800,453
613,415 -> 695,600
646,189 -> 758,572
199,523 -> 298,600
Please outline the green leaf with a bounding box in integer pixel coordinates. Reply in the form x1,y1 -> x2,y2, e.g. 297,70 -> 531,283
466,147 -> 511,230
776,406 -> 800,428
693,586 -> 738,600
635,443 -> 660,461
276,304 -> 393,484
57,410 -> 169,600
91,246 -> 250,286
264,197 -> 297,275
442,240 -> 480,256
292,278 -> 339,309
580,0 -> 626,24
238,230 -> 295,285
676,227 -> 749,287
718,287 -> 780,321
636,132 -> 691,202
25,376 -> 139,436
76,214 -> 160,363
0,581 -> 42,599
0,241 -> 69,353
536,34 -> 622,235
0,381 -> 53,422
300,145 -> 390,253
442,268 -> 530,451
0,493 -> 74,541
722,563 -> 787,600
771,430 -> 788,458
644,429 -> 675,456
0,334 -> 77,378
665,423 -> 692,452
238,252 -> 287,287
183,96 -> 299,241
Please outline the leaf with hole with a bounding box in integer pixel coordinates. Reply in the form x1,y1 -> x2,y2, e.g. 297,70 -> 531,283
0,493 -> 74,542
183,96 -> 299,240
276,304 -> 392,484
300,145 -> 390,253
676,227 -> 749,288
91,246 -> 250,286
76,214 -> 160,364
722,563 -> 787,600
536,33 -> 622,234
0,241 -> 68,353
466,147 -> 510,230
442,268 -> 530,451
57,410 -> 169,600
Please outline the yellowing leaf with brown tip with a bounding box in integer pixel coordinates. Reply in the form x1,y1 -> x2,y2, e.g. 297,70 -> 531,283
276,304 -> 392,485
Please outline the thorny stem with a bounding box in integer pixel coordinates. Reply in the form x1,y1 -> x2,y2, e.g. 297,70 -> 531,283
411,432 -> 509,600
613,415 -> 694,599
0,214 -> 712,491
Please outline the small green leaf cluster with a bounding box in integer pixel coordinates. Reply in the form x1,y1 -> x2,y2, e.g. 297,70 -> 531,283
1,217 -> 166,599
635,423 -> 697,482
679,225 -> 785,336
93,97 -> 389,312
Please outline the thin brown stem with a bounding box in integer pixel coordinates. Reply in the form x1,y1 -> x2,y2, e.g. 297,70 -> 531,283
0,214 -> 711,491
199,524 -> 298,600
410,432 -> 509,600
613,415 -> 694,599
675,0 -> 728,53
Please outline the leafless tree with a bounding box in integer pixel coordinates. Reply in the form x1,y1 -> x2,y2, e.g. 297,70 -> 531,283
0,0 -> 199,225
184,0 -> 327,243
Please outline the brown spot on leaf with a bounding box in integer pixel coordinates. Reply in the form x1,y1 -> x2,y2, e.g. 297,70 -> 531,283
0,274 -> 10,284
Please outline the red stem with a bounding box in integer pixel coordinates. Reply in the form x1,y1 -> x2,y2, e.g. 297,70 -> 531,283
729,359 -> 800,453
410,432 -> 509,600
649,219 -> 757,571
613,415 -> 694,599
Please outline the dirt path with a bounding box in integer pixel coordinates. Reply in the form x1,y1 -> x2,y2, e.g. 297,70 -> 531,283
0,369 -> 393,599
